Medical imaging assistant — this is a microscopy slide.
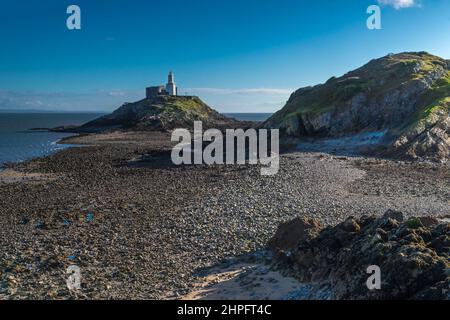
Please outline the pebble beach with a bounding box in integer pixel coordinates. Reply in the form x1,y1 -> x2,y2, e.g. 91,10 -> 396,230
0,131 -> 449,299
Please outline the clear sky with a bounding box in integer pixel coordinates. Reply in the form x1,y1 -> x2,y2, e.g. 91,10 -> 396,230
0,0 -> 449,112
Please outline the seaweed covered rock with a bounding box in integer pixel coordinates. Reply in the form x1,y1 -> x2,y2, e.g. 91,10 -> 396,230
269,211 -> 450,300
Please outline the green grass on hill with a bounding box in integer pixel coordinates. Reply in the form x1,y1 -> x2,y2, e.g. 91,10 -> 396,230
400,73 -> 450,135
267,52 -> 449,136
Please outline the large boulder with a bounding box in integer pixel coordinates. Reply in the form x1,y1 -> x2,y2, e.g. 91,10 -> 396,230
268,217 -> 323,252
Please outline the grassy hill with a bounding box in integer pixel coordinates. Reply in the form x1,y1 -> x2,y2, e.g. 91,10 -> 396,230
263,52 -> 450,161
80,95 -> 239,132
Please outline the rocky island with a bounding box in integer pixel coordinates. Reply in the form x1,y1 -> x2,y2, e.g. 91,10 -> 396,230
75,95 -> 246,133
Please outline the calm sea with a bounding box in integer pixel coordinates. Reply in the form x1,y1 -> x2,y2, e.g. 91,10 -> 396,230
224,113 -> 272,122
0,112 -> 103,167
0,112 -> 271,167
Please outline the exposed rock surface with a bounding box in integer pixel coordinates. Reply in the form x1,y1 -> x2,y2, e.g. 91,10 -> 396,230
269,211 -> 450,300
264,52 -> 450,162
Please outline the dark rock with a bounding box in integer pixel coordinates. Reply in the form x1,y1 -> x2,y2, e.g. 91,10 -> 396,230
19,217 -> 29,225
34,221 -> 46,230
268,217 -> 323,252
339,217 -> 361,233
418,216 -> 440,228
415,278 -> 450,300
382,209 -> 404,222
270,212 -> 450,300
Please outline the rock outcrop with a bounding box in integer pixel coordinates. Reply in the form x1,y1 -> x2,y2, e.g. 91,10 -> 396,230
264,52 -> 450,162
73,95 -> 242,133
269,211 -> 450,300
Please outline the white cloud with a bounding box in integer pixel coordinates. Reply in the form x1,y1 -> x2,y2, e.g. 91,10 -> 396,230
0,87 -> 293,113
0,90 -> 142,112
107,90 -> 126,97
183,87 -> 292,95
377,0 -> 418,9
179,87 -> 292,112
179,87 -> 292,113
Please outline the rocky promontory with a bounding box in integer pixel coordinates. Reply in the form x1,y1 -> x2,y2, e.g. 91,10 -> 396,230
264,52 -> 450,162
60,95 -> 245,133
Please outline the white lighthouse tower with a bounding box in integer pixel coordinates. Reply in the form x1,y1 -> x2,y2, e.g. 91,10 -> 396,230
165,71 -> 177,96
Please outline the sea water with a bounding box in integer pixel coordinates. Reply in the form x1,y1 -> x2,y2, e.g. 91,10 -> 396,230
0,112 -> 103,167
224,113 -> 272,122
0,112 -> 272,168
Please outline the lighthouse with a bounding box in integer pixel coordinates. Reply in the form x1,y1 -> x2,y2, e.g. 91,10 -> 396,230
165,71 -> 177,96
146,72 -> 178,98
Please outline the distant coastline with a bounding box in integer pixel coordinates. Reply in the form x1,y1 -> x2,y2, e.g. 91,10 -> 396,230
0,109 -> 107,114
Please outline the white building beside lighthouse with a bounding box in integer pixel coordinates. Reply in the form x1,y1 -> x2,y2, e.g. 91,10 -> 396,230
146,72 -> 178,98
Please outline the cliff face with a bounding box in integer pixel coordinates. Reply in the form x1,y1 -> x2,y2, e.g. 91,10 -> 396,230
263,52 -> 450,162
80,95 -> 237,132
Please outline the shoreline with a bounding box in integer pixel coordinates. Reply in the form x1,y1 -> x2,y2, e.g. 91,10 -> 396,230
0,130 -> 449,299
0,133 -> 80,171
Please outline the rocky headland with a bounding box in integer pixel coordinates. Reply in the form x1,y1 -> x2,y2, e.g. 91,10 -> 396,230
263,52 -> 450,162
53,95 -> 248,133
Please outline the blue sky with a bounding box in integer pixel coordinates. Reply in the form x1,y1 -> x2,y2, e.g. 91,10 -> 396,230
0,0 -> 449,112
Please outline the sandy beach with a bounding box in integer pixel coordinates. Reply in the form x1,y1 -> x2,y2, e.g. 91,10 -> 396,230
0,131 -> 449,299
